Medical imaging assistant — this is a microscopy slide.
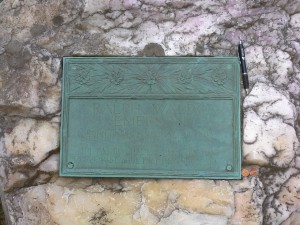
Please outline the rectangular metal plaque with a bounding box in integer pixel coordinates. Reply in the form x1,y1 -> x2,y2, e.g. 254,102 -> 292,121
60,57 -> 241,179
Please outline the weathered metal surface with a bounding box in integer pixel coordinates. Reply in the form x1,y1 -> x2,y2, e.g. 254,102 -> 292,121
60,57 -> 241,179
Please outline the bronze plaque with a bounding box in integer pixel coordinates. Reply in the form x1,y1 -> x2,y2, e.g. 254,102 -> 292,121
60,57 -> 241,179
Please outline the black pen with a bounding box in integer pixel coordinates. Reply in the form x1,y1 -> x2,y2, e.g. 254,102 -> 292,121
238,40 -> 249,94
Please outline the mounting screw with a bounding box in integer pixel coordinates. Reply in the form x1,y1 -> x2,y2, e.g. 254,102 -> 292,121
226,164 -> 233,171
67,162 -> 74,169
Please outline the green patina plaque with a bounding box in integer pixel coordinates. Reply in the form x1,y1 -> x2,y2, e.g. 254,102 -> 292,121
60,57 -> 241,179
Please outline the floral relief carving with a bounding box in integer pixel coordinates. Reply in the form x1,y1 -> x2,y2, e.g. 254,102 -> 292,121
141,69 -> 160,86
68,63 -> 232,95
177,68 -> 193,85
69,65 -> 98,94
211,68 -> 228,87
108,69 -> 124,86
74,72 -> 91,85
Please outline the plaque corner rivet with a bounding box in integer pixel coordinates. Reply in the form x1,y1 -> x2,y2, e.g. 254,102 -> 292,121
67,162 -> 74,169
226,164 -> 233,171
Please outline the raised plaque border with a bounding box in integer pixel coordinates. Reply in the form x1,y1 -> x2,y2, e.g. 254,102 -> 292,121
60,57 -> 241,179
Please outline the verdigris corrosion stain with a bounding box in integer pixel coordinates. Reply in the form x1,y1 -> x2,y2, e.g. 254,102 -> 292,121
60,57 -> 241,179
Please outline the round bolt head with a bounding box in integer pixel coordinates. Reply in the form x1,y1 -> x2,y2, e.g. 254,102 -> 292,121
226,165 -> 233,171
67,162 -> 74,169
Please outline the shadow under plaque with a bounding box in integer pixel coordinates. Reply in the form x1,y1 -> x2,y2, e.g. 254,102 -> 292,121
60,57 -> 241,179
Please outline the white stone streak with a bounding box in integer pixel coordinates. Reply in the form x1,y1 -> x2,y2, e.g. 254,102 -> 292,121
265,48 -> 293,86
244,83 -> 296,126
265,174 -> 300,225
290,13 -> 300,28
39,153 -> 60,172
82,0 -> 230,55
243,83 -> 299,167
245,45 -> 268,82
157,210 -> 228,225
4,119 -> 59,165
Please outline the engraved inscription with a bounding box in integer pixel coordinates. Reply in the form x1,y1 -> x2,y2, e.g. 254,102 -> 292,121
68,99 -> 232,170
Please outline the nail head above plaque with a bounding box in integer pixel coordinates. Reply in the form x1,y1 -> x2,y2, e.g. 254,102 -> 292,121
60,57 -> 241,179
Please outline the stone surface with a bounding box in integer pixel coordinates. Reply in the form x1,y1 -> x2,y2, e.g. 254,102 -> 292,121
229,175 -> 266,225
243,83 -> 299,167
4,179 -> 232,225
0,118 -> 59,191
0,0 -> 300,224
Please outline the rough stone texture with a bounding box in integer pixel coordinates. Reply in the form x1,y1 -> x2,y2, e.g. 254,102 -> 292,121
0,0 -> 299,224
0,200 -> 4,225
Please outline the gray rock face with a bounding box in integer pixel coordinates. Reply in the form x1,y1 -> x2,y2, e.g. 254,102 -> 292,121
0,0 -> 299,224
